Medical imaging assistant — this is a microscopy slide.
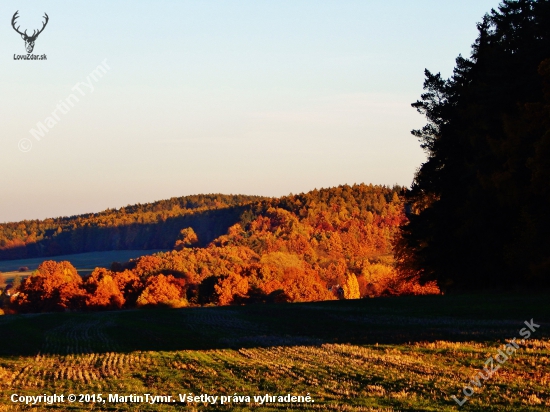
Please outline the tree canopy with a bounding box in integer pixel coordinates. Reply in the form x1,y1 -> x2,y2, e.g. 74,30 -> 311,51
396,0 -> 550,290
8,184 -> 440,314
0,194 -> 265,260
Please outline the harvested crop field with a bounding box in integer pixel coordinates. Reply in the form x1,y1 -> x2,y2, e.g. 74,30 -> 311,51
0,293 -> 549,411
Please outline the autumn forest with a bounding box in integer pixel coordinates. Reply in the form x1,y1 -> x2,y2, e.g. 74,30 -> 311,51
2,0 -> 550,316
2,3 -> 550,412
1,184 -> 440,314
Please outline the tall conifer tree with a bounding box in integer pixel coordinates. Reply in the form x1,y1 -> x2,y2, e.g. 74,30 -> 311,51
396,0 -> 550,289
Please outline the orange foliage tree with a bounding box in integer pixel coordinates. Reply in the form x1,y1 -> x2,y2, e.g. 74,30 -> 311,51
83,268 -> 125,310
11,261 -> 85,313
174,227 -> 199,250
136,274 -> 187,308
214,273 -> 249,305
113,270 -> 144,307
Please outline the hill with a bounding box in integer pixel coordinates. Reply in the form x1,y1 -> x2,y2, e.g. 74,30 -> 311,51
0,194 -> 266,260
5,184 -> 441,314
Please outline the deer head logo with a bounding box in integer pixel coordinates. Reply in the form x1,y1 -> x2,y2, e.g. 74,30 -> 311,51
11,11 -> 49,54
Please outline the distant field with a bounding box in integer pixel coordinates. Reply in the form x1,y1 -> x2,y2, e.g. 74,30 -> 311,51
0,250 -> 165,282
0,293 -> 549,411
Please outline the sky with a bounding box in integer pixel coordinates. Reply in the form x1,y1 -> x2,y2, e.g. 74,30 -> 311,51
0,0 -> 501,223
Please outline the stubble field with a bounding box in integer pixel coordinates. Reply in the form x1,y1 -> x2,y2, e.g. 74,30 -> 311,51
0,293 -> 549,411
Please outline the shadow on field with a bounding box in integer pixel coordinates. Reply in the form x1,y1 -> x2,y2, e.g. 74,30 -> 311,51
0,292 -> 549,356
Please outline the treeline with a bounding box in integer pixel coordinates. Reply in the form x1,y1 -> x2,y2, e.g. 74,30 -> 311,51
396,0 -> 550,289
0,194 -> 265,260
7,184 -> 440,313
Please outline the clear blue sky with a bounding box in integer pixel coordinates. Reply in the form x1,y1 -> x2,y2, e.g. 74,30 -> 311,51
0,0 -> 501,222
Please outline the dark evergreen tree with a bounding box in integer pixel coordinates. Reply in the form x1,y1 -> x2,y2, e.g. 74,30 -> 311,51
396,0 -> 550,289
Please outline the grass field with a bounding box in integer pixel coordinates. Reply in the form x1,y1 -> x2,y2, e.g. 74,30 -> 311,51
0,293 -> 549,411
0,250 -> 165,283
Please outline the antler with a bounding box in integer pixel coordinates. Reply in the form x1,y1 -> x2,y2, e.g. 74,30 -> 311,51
12,12 -> 49,39
30,13 -> 49,39
11,11 -> 27,37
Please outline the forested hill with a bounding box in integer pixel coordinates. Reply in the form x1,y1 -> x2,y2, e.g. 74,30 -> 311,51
0,185 -> 405,262
9,183 -> 439,314
0,194 -> 266,260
